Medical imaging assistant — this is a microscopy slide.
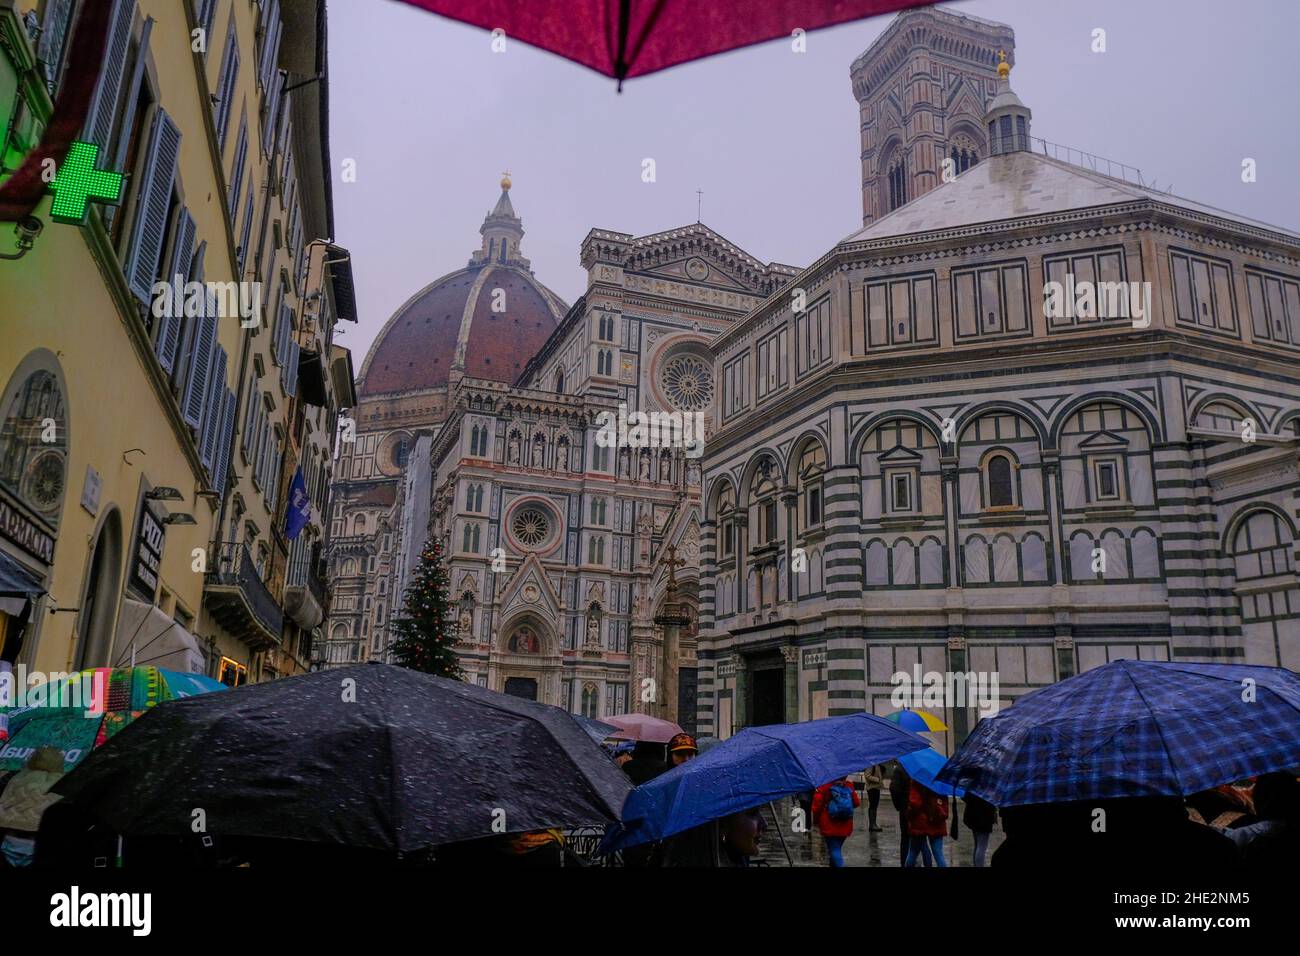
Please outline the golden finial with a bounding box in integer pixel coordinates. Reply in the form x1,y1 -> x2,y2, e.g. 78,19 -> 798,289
500,170 -> 512,190
996,50 -> 1010,79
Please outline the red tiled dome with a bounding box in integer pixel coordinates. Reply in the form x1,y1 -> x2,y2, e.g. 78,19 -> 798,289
358,264 -> 566,396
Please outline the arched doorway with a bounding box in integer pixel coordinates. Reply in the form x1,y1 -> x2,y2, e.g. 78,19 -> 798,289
74,508 -> 123,670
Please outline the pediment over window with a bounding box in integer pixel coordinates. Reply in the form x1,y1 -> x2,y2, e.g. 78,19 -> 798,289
1078,430 -> 1130,450
880,444 -> 924,462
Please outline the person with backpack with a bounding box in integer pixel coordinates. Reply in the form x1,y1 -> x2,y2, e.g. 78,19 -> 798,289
904,781 -> 949,867
811,775 -> 861,867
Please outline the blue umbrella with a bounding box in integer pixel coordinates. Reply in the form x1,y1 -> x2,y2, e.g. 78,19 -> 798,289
937,660 -> 1300,806
899,746 -> 965,798
599,713 -> 927,851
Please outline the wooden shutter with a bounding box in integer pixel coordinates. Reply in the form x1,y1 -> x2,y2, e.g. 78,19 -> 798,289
156,207 -> 196,374
215,26 -> 239,148
212,389 -> 237,497
262,69 -> 283,153
259,0 -> 282,90
241,378 -> 257,456
285,342 -> 301,399
123,108 -> 181,304
228,112 -> 248,215
37,0 -> 75,89
183,310 -> 218,431
237,185 -> 255,275
85,0 -> 137,153
201,346 -> 227,471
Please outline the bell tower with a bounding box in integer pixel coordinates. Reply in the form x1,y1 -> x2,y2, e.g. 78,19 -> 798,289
850,7 -> 1015,225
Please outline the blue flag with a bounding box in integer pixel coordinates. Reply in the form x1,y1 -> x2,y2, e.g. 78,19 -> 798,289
285,467 -> 311,540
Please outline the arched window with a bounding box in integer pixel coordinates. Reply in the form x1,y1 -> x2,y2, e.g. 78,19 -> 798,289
887,158 -> 908,211
0,360 -> 69,531
353,514 -> 367,535
797,443 -> 826,530
581,684 -> 598,718
755,472 -> 779,544
987,455 -> 1015,507
555,369 -> 565,394
462,524 -> 473,551
717,484 -> 736,558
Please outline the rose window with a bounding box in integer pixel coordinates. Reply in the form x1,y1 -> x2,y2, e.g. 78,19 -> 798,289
660,355 -> 714,411
511,507 -> 551,548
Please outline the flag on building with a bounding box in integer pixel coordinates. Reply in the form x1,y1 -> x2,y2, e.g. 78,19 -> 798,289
285,467 -> 310,540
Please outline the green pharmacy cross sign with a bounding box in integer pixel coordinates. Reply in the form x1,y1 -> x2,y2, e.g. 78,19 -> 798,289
48,141 -> 124,224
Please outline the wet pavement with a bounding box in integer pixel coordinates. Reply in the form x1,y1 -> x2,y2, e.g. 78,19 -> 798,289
758,792 -> 1005,867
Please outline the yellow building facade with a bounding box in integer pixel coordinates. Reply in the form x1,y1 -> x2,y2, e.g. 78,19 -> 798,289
0,0 -> 349,686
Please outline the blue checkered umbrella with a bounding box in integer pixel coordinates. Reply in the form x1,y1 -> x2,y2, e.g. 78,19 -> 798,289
937,660 -> 1300,806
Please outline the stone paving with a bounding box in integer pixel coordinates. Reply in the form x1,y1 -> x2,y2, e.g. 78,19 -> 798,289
759,791 -> 1005,867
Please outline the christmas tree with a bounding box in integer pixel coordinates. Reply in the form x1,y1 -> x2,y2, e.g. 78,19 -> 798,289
389,537 -> 463,679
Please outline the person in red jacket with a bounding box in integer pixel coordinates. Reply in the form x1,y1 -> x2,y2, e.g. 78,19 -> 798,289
811,776 -> 861,867
904,782 -> 949,867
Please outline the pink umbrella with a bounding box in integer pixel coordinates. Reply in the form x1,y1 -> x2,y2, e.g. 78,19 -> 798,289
604,713 -> 684,743
395,0 -> 939,88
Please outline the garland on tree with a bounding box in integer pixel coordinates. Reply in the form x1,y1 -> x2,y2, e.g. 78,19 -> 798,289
389,537 -> 463,680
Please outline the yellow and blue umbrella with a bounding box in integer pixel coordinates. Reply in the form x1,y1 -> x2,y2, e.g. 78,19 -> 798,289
884,708 -> 948,733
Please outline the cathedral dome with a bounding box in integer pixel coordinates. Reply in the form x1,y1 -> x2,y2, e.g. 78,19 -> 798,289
357,181 -> 568,396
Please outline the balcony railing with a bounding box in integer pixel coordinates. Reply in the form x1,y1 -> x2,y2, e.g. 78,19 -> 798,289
203,542 -> 284,648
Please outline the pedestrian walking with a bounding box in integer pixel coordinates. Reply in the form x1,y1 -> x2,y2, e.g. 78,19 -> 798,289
889,761 -> 912,862
963,793 -> 997,867
864,764 -> 885,832
904,781 -> 948,867
812,775 -> 861,867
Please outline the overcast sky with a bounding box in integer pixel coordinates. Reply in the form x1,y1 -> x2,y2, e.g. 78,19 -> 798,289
327,0 -> 1300,365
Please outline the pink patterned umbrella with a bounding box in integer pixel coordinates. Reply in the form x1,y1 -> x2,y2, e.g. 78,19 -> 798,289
604,713 -> 683,743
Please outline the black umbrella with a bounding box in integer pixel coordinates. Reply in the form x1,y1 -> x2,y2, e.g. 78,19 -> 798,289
53,663 -> 632,854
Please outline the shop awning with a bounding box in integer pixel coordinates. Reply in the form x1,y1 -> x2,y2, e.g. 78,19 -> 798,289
112,599 -> 206,674
0,550 -> 45,618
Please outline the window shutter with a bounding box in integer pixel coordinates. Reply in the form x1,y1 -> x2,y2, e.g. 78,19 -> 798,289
215,27 -> 239,149
182,309 -> 218,431
123,108 -> 181,304
237,184 -> 255,275
37,0 -> 75,90
285,342 -> 301,398
156,207 -> 196,374
196,0 -> 217,36
261,69 -> 283,157
242,377 -> 258,455
228,112 -> 248,215
268,440 -> 281,511
257,419 -> 270,489
259,0 -> 282,90
200,345 -> 227,471
85,0 -> 137,153
278,298 -> 293,368
212,389 -> 237,497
